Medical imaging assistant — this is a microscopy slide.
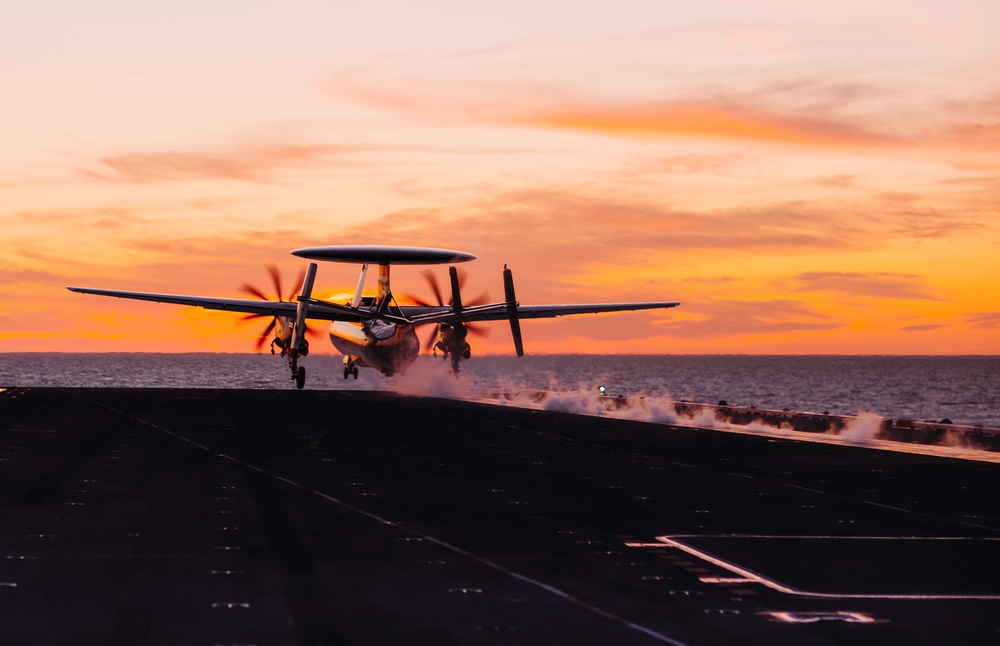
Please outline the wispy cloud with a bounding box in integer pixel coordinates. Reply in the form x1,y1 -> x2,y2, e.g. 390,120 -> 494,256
793,272 -> 943,301
322,39 -> 1000,155
340,189 -> 874,258
963,312 -> 1000,330
814,174 -> 860,188
516,101 -> 897,148
13,205 -> 152,230
325,69 -> 902,148
900,323 -> 947,332
87,144 -> 361,183
619,153 -> 748,178
659,299 -> 841,340
0,267 -> 67,285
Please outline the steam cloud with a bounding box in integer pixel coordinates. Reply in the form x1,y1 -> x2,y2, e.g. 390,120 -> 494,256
381,359 -> 998,462
384,362 -> 858,437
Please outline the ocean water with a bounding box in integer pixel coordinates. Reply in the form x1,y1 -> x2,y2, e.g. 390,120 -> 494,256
1,354 -> 998,428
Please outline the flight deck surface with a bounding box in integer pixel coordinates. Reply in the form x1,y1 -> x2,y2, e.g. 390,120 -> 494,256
1,387 -> 999,645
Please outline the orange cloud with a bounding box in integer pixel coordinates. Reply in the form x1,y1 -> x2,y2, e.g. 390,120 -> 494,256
899,323 -> 947,332
324,61 -> 1000,155
792,272 -> 943,301
516,102 -> 896,148
656,299 -> 840,341
0,267 -> 66,289
964,312 -> 1000,330
324,61 -> 921,149
87,144 -> 362,183
333,188 -> 946,286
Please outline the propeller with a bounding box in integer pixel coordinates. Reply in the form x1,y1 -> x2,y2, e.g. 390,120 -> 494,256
406,268 -> 492,354
236,264 -> 321,352
239,264 -> 304,304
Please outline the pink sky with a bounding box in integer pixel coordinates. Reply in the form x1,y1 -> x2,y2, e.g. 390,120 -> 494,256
2,0 -> 998,354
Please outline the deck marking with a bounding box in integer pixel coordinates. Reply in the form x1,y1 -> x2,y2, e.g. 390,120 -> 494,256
635,535 -> 1000,600
75,393 -> 692,646
762,610 -> 879,624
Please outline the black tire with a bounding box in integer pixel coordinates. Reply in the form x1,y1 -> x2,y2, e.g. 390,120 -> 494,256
295,366 -> 306,389
352,367 -> 359,380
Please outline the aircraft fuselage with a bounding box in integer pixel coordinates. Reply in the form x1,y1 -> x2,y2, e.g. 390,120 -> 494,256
328,320 -> 420,376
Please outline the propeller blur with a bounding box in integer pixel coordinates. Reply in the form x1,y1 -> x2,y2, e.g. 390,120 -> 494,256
236,264 -> 323,354
405,268 -> 491,375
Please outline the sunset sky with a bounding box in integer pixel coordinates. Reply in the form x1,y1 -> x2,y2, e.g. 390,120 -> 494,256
2,0 -> 998,354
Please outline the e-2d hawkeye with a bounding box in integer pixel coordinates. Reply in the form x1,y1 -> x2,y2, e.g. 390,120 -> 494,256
68,245 -> 680,388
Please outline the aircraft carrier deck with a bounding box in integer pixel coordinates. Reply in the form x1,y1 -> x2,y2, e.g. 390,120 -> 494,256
2,387 -> 999,645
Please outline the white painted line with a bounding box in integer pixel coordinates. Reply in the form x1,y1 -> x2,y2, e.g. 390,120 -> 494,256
762,611 -> 879,624
656,537 -> 801,595
645,535 -> 1000,600
665,533 -> 1000,541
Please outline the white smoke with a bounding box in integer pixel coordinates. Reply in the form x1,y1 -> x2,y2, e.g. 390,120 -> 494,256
388,359 -> 472,399
379,362 -> 999,462
744,419 -> 795,437
543,391 -> 607,415
685,406 -> 722,430
836,411 -> 884,444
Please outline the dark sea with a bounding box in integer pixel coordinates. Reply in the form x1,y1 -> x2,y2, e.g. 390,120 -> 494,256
1,354 -> 998,428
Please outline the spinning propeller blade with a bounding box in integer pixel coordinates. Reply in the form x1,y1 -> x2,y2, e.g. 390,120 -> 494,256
422,269 -> 445,307
235,264 -> 310,352
266,264 -> 283,302
237,283 -> 270,301
410,268 -> 490,309
406,267 -> 491,359
253,318 -> 278,352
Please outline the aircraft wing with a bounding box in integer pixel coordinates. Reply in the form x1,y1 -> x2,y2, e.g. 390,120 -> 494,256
512,301 -> 679,319
400,301 -> 680,324
68,286 -> 679,323
66,287 -> 364,322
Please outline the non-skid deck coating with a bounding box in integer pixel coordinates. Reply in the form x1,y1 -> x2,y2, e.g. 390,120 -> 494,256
1,387 -> 999,645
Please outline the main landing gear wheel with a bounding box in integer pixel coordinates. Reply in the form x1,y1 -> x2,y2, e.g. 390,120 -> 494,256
343,366 -> 359,380
295,366 -> 306,389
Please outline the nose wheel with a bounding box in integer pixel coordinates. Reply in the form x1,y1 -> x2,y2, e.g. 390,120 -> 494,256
295,366 -> 306,389
343,358 -> 359,380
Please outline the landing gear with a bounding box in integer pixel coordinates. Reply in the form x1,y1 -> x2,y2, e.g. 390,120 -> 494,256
445,341 -> 471,377
343,356 -> 359,380
289,352 -> 306,389
433,322 -> 471,377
